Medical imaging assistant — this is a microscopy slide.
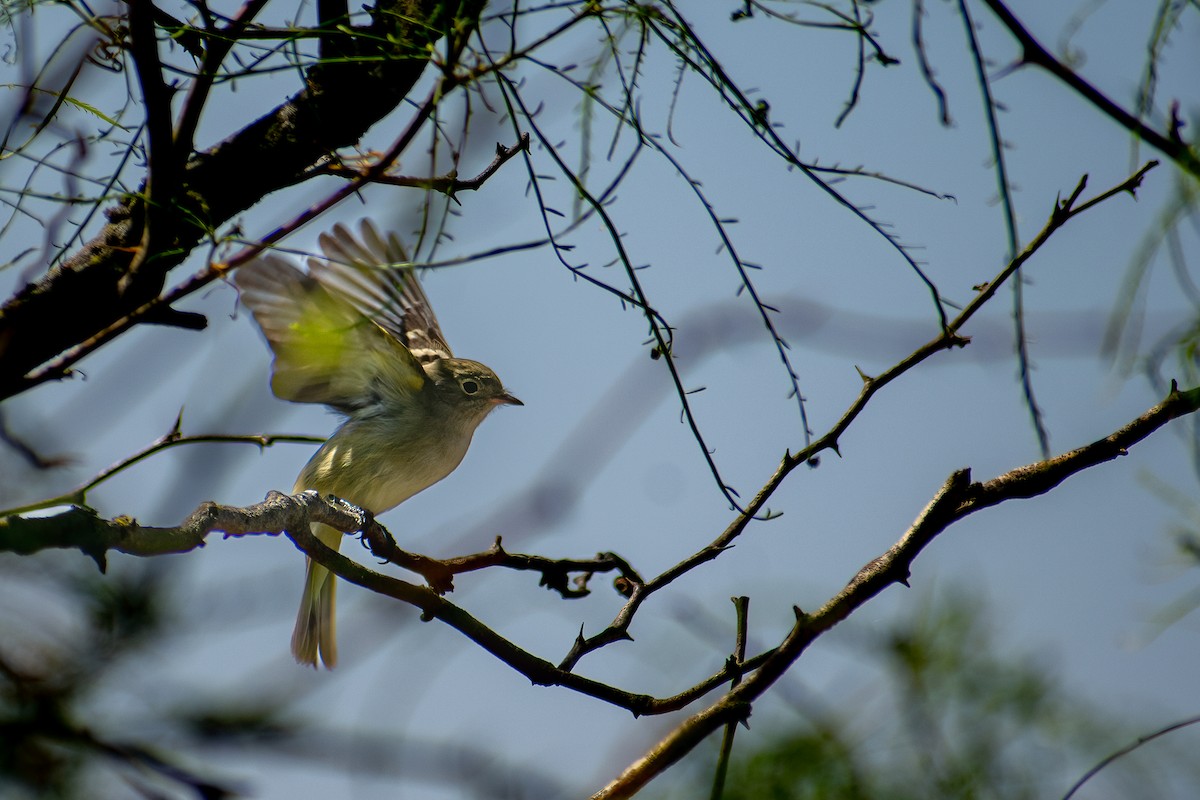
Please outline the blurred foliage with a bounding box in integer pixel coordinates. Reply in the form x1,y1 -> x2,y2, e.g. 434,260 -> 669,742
0,550 -> 571,799
1105,165 -> 1200,645
666,590 -> 1198,800
0,553 -> 248,799
3,557 -> 1197,798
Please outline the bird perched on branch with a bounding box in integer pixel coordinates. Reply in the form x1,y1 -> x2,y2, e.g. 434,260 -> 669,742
235,220 -> 521,668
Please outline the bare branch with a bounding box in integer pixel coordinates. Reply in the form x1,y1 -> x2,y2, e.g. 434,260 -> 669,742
0,0 -> 489,401
956,0 -> 1049,457
594,381 -> 1200,798
310,134 -> 531,199
560,164 -> 1158,674
1062,713 -> 1200,800
979,0 -> 1200,179
0,488 -> 760,716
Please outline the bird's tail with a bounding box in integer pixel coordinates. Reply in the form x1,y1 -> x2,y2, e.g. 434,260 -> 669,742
291,523 -> 342,668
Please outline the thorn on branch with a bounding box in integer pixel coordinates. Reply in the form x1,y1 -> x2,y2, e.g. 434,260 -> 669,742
1168,102 -> 1186,144
1126,160 -> 1158,196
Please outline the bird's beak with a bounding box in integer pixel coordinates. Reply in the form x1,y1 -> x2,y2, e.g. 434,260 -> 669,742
493,392 -> 523,407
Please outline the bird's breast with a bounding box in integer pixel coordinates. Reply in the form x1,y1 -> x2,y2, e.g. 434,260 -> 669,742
294,415 -> 475,514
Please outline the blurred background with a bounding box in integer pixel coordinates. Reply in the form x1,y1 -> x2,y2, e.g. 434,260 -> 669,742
2,1 -> 1199,797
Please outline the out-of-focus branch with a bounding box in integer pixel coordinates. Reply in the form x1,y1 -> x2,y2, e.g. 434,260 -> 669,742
593,381 -> 1200,799
0,408 -> 71,469
316,0 -> 352,61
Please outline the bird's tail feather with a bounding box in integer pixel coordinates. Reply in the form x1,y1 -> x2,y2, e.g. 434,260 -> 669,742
291,523 -> 341,668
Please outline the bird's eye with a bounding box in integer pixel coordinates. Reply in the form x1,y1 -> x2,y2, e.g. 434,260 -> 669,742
461,379 -> 480,395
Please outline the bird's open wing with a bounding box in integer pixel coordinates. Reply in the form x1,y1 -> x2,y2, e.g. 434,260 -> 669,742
308,221 -> 453,364
234,253 -> 426,413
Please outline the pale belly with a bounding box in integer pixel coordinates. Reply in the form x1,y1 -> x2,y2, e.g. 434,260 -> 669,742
293,416 -> 473,514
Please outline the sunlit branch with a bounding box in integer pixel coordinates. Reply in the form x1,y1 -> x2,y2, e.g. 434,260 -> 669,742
593,380 -> 1200,799
0,490 -> 758,716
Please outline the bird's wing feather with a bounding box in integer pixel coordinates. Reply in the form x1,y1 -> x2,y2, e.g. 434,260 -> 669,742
234,253 -> 426,412
308,221 -> 453,364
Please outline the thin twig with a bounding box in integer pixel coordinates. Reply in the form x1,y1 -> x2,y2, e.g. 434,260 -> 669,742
561,164 -> 1157,674
1061,713 -> 1200,800
308,134 -> 530,199
0,425 -> 322,518
709,596 -> 749,800
978,0 -> 1200,178
957,0 -> 1048,457
175,0 -> 273,156
592,381 -> 1200,799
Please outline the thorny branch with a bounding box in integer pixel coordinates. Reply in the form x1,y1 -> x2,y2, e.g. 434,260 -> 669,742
0,490 -> 752,716
4,286 -> 1197,799
3,379 -> 1196,780
3,2 -> 1196,793
592,380 -> 1200,799
557,163 -> 1158,673
308,133 -> 531,201
0,165 -> 1163,711
0,0 -> 490,400
978,0 -> 1200,180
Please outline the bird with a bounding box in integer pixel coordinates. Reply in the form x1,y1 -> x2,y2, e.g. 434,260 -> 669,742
234,220 -> 521,668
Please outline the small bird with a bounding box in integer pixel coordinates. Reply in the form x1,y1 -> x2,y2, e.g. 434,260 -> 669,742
235,220 -> 521,668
